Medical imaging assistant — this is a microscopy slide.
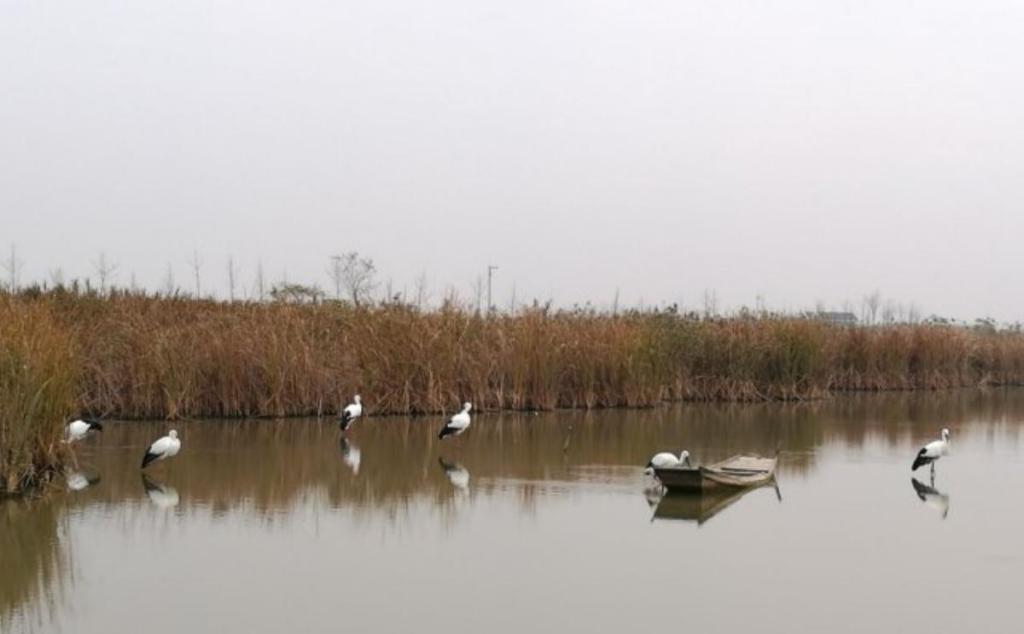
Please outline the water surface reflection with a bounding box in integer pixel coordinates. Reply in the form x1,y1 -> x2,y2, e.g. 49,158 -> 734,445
5,389 -> 1024,634
911,477 -> 951,519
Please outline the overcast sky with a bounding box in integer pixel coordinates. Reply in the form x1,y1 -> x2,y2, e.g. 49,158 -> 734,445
2,1 -> 1023,319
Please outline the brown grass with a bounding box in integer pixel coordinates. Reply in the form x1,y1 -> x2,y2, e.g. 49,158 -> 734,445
0,297 -> 76,494
4,288 -> 1024,492
16,289 -> 1024,417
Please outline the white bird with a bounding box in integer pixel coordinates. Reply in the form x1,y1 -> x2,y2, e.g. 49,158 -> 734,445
141,429 -> 181,469
438,457 -> 470,491
644,449 -> 691,476
911,428 -> 950,474
339,395 -> 363,432
438,402 -> 472,440
911,477 -> 950,520
340,437 -> 361,475
142,474 -> 180,508
65,418 -> 103,443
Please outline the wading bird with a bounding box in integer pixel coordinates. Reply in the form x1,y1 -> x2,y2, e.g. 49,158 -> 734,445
438,402 -> 472,440
644,449 -> 691,477
911,428 -> 950,476
65,418 -> 103,443
339,395 -> 363,432
141,429 -> 181,469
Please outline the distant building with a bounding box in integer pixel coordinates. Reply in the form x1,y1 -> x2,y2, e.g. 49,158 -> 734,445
803,311 -> 858,326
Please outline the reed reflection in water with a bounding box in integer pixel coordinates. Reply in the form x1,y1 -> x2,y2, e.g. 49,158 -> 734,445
4,388 -> 1024,634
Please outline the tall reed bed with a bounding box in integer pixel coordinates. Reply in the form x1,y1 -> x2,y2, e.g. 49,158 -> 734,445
0,298 -> 76,494
5,290 -> 1024,426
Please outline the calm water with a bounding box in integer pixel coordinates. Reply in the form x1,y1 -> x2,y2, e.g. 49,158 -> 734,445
4,390 -> 1024,633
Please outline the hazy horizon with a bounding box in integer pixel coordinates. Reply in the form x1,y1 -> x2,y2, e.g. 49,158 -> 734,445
3,1 -> 1023,321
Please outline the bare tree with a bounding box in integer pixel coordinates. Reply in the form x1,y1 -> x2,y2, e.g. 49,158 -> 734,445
509,281 -> 517,314
92,251 -> 119,294
841,300 -> 855,314
1,243 -> 23,292
162,263 -> 176,296
254,259 -> 266,301
413,271 -> 430,309
48,267 -> 65,288
226,256 -> 239,302
327,255 -> 344,299
332,252 -> 377,306
881,300 -> 896,324
908,302 -> 921,324
862,290 -> 881,325
472,276 -> 484,314
703,288 -> 718,318
188,250 -> 203,297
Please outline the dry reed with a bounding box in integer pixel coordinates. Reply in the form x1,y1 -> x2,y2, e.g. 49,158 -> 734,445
5,288 -> 1024,492
0,297 -> 76,494
2,289 -> 1023,424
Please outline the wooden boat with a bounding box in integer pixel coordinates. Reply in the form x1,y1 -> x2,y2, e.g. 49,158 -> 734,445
653,454 -> 777,493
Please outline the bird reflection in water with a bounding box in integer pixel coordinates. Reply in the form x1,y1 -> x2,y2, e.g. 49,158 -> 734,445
437,457 -> 470,492
911,477 -> 950,520
339,437 -> 361,475
141,474 -> 180,509
66,467 -> 101,492
643,484 -> 665,510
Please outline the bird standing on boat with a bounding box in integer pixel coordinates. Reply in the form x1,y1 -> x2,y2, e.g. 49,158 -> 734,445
339,395 -> 363,432
65,418 -> 103,443
911,428 -> 950,475
438,402 -> 472,439
141,429 -> 181,469
644,449 -> 691,476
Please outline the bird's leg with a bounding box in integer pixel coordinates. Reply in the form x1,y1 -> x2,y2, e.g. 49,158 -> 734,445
930,466 -> 936,487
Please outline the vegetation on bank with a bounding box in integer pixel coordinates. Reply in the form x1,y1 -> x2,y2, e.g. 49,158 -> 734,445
4,287 -> 1024,493
0,299 -> 76,494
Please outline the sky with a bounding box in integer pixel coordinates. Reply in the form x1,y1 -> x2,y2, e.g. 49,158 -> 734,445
2,0 -> 1023,320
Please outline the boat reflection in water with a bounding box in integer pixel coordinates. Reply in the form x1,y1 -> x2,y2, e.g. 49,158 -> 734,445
911,477 -> 950,520
650,476 -> 781,526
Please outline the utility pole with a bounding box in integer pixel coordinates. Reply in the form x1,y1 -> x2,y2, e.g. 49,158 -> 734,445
487,264 -> 499,314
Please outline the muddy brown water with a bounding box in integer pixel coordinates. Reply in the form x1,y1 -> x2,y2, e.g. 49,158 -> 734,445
3,390 -> 1022,633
